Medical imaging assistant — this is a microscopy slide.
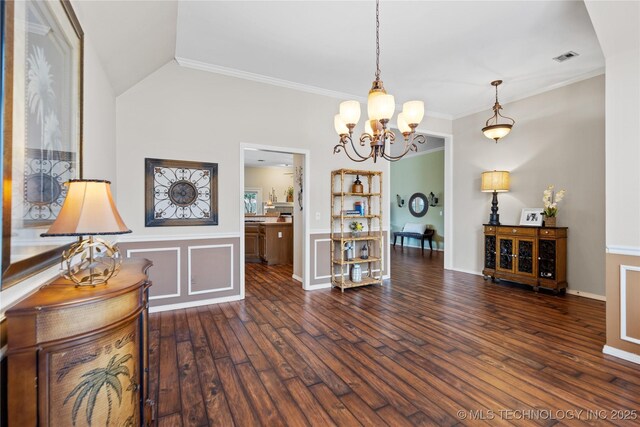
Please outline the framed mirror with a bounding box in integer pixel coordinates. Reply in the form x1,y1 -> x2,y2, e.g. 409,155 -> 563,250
408,192 -> 428,217
2,0 -> 84,289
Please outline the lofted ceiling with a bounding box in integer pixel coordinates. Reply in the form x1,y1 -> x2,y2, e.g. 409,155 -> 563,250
78,1 -> 604,118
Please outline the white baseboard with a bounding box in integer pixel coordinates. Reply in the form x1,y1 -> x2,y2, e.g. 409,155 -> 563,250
450,267 -> 483,276
149,294 -> 243,313
603,345 -> 640,365
392,241 -> 444,251
566,289 -> 606,301
292,274 -> 303,283
306,283 -> 332,290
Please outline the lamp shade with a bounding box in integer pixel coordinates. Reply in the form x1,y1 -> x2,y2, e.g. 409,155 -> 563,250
41,179 -> 131,236
481,171 -> 510,192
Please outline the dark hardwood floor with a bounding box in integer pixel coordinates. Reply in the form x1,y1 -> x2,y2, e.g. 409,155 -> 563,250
149,248 -> 640,426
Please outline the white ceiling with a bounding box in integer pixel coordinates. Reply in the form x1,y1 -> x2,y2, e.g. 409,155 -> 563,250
175,0 -> 604,118
77,1 -> 604,117
73,0 -> 178,95
244,149 -> 295,168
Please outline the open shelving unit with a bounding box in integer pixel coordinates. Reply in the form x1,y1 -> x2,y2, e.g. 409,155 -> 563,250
330,169 -> 383,291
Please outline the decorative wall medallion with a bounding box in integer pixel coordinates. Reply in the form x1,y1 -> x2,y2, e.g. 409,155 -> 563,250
145,158 -> 218,227
23,148 -> 75,226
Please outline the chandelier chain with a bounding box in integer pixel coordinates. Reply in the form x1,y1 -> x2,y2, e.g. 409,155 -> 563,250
375,0 -> 380,80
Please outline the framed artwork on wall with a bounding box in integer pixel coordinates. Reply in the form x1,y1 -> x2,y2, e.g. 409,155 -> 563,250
145,158 -> 219,227
1,0 -> 84,289
519,208 -> 544,226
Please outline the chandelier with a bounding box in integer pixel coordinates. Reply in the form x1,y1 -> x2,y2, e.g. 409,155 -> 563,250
482,80 -> 515,142
333,0 -> 426,163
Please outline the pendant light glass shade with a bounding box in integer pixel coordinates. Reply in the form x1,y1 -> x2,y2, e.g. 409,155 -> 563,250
402,101 -> 425,125
364,120 -> 375,136
482,124 -> 512,141
334,114 -> 349,135
397,113 -> 411,134
339,100 -> 361,126
482,80 -> 515,143
368,92 -> 395,121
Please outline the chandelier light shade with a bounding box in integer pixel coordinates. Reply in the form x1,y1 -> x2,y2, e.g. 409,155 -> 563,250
482,80 -> 515,143
41,179 -> 131,286
333,0 -> 426,163
481,170 -> 510,225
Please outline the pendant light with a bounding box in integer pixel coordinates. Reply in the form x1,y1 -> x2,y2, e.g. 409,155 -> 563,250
333,0 -> 426,163
482,80 -> 515,143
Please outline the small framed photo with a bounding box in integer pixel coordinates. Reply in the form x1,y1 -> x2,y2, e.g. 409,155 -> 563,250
519,208 -> 544,226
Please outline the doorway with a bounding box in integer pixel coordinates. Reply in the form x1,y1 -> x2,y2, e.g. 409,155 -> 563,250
239,144 -> 310,295
389,131 -> 451,266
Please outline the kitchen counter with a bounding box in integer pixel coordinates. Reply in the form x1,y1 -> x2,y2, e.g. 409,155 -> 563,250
245,221 -> 293,265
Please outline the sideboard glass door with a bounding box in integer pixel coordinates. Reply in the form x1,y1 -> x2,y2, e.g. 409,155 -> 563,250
538,239 -> 556,280
497,237 -> 515,272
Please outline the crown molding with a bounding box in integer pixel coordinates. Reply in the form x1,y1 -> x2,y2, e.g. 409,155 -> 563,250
452,67 -> 606,120
174,57 -> 453,120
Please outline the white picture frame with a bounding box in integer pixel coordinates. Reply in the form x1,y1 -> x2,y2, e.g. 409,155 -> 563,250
519,208 -> 544,226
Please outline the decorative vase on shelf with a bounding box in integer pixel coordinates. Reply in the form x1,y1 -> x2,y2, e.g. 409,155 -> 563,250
545,216 -> 557,227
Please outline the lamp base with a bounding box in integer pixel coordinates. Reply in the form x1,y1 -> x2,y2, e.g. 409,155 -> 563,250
488,191 -> 501,225
61,236 -> 123,286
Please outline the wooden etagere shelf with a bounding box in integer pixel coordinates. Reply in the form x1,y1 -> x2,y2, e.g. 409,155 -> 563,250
331,169 -> 383,292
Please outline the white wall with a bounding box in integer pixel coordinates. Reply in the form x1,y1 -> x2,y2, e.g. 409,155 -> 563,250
451,75 -> 605,295
115,61 -> 394,239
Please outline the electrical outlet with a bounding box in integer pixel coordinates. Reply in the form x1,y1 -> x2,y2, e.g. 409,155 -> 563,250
315,212 -> 321,221
440,209 -> 443,216
278,231 -> 283,238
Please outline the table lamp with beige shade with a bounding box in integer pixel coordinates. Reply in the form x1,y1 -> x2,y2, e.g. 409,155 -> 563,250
481,171 -> 510,225
41,179 -> 131,286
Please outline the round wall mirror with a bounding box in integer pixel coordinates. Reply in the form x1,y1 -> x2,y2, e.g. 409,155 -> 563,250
409,193 -> 428,217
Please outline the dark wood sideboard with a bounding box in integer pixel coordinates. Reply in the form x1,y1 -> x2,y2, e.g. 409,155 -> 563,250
482,224 -> 568,293
6,258 -> 154,426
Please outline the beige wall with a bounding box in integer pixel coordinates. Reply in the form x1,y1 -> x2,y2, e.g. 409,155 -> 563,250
451,75 -> 605,296
244,166 -> 293,205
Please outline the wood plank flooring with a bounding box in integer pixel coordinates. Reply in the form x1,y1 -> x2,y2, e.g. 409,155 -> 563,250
149,248 -> 640,426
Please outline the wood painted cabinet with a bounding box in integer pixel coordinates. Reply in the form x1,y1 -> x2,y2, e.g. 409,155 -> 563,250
259,223 -> 293,265
245,223 -> 261,263
483,225 -> 567,293
6,259 -> 154,426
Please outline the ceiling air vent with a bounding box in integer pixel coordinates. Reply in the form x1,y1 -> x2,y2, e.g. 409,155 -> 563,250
553,51 -> 580,62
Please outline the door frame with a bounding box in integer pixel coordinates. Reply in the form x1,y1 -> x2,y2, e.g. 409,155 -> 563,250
239,143 -> 311,296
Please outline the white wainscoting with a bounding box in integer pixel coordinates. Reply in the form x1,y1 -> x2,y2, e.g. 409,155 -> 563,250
620,264 -> 640,345
126,247 -> 181,300
187,244 -> 234,296
314,238 -> 332,281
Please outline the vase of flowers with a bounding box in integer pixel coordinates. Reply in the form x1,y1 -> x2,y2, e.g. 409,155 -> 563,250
350,221 -> 364,237
542,185 -> 566,227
